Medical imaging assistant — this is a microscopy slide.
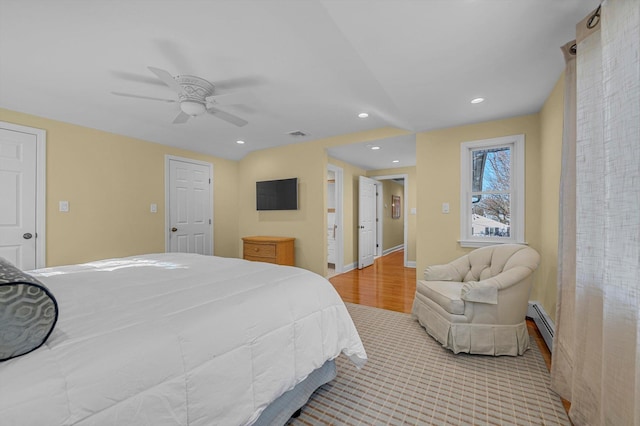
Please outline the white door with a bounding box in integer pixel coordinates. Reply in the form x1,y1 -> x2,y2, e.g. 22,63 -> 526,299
0,127 -> 40,269
167,157 -> 213,255
358,176 -> 377,269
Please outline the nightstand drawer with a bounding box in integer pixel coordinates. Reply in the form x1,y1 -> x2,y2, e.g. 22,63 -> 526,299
243,242 -> 276,258
242,236 -> 295,266
244,254 -> 277,264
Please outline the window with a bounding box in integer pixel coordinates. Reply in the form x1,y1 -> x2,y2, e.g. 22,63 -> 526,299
460,135 -> 525,247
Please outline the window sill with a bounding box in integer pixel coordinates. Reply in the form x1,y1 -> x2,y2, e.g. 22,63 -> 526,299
458,239 -> 527,248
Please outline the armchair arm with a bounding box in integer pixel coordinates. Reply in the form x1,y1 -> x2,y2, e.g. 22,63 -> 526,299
424,264 -> 461,281
461,281 -> 498,304
460,266 -> 536,304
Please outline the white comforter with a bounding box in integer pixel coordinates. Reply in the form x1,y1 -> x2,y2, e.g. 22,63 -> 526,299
0,253 -> 367,425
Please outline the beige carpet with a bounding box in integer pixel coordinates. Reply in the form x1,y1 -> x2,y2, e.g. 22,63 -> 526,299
290,303 -> 569,426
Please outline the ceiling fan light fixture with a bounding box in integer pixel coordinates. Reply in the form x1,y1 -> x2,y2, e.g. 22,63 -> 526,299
180,101 -> 207,116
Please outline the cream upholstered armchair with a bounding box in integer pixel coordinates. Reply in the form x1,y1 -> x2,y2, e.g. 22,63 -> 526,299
412,244 -> 540,356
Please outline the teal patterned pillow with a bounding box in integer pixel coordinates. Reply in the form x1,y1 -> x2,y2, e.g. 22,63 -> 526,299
0,258 -> 58,362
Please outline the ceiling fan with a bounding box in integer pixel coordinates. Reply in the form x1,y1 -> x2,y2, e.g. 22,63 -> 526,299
112,66 -> 249,126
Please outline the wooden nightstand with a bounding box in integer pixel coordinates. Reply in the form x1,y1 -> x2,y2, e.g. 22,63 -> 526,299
242,236 -> 295,266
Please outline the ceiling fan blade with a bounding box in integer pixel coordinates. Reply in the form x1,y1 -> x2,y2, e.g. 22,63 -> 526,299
206,106 -> 248,127
148,66 -> 184,95
205,91 -> 256,106
173,111 -> 190,124
111,70 -> 166,87
111,91 -> 176,103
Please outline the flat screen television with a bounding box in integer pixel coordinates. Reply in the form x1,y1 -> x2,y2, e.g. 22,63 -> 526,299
256,178 -> 298,210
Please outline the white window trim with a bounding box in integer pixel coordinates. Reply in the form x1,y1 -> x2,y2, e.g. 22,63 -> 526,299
459,134 -> 525,248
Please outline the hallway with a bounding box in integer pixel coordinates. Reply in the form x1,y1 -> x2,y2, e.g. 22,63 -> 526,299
329,250 -> 416,314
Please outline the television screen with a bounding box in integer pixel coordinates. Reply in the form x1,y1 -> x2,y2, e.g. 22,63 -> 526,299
256,178 -> 298,210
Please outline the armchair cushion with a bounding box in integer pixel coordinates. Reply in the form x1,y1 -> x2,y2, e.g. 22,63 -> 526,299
416,280 -> 465,315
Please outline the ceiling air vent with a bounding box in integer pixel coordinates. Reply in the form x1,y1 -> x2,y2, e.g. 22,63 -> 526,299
287,130 -> 308,137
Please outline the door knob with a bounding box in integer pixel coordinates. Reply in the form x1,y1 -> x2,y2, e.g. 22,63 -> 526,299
171,227 -> 178,232
23,233 -> 33,239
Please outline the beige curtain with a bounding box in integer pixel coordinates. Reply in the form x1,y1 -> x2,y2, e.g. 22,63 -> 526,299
552,1 -> 640,425
551,39 -> 577,404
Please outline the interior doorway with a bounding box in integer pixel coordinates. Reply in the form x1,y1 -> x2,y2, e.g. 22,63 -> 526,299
372,174 -> 409,267
327,164 -> 343,277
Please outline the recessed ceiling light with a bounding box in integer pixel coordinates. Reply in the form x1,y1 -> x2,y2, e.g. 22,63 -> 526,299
358,112 -> 369,118
471,97 -> 485,104
371,146 -> 380,150
236,140 -> 245,144
392,160 -> 399,163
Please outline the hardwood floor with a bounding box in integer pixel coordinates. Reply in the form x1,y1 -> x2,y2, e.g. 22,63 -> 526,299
329,249 -> 553,369
329,250 -> 416,313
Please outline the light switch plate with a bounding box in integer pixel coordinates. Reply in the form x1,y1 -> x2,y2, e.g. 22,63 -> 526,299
442,203 -> 450,214
150,203 -> 157,213
59,201 -> 69,212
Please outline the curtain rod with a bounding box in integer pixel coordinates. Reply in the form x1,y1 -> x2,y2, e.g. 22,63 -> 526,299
587,5 -> 601,29
569,5 -> 602,55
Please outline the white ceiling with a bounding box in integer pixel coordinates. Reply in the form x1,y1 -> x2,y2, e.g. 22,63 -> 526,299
328,134 -> 416,171
0,1 -> 598,168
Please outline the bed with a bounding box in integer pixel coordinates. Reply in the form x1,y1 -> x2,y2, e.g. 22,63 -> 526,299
0,253 -> 367,425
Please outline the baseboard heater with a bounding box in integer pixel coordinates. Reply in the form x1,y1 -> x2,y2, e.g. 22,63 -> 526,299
526,301 -> 555,352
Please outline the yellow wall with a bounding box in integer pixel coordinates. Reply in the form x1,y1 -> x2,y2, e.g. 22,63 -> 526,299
238,141 -> 327,272
416,113 -> 542,286
537,73 -> 565,321
237,128 -> 410,275
0,105 -> 410,276
0,108 -> 239,267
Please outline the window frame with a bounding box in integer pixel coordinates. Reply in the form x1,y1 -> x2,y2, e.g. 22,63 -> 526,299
459,134 -> 525,248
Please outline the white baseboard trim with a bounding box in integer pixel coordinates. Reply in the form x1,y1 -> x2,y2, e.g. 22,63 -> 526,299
406,260 -> 416,268
382,245 -> 404,256
342,262 -> 357,273
526,301 -> 555,352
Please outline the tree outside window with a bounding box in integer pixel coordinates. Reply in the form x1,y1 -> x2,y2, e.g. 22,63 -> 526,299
460,135 -> 524,247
